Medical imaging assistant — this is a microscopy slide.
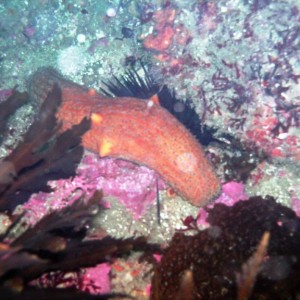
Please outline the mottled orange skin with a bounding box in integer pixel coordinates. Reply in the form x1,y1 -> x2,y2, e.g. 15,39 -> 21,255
55,86 -> 220,206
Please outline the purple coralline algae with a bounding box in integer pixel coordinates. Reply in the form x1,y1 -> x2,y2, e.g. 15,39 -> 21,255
33,263 -> 111,295
0,89 -> 12,102
21,151 -> 166,225
197,181 -> 249,227
78,154 -> 166,219
81,263 -> 111,294
291,193 -> 300,217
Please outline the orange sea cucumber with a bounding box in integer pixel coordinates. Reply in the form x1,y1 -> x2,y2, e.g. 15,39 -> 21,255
28,68 -> 220,206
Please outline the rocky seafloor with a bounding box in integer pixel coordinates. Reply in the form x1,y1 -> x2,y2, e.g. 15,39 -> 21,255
0,0 -> 300,299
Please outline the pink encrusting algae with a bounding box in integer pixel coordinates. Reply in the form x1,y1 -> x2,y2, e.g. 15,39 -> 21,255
22,151 -> 167,224
81,263 -> 111,294
32,263 -> 111,295
0,89 -> 12,102
197,181 -> 249,227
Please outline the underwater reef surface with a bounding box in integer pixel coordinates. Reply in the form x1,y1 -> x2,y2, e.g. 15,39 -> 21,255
0,0 -> 300,299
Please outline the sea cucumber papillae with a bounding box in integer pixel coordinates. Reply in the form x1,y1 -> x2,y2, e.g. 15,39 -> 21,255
28,68 -> 220,206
